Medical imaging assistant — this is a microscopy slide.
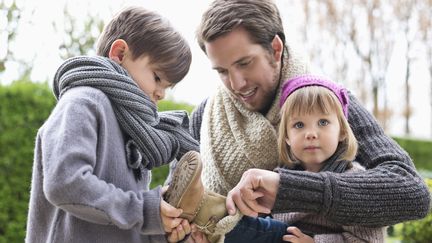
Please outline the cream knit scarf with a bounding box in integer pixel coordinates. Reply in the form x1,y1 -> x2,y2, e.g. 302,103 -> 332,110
200,45 -> 309,241
200,45 -> 309,196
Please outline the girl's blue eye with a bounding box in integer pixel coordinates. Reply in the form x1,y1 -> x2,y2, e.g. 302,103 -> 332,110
294,122 -> 304,129
318,119 -> 329,126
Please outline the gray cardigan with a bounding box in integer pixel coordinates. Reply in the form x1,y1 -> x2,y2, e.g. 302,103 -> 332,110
26,87 -> 167,243
190,92 -> 431,227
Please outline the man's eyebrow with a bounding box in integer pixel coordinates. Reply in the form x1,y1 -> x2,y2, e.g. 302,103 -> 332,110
233,56 -> 251,65
212,56 -> 252,70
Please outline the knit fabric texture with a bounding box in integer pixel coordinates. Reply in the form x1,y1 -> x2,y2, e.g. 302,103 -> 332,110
190,42 -> 431,226
274,162 -> 386,243
53,56 -> 199,171
199,44 -> 309,196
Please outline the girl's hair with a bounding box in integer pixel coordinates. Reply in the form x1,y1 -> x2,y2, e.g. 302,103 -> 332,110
96,6 -> 191,84
196,0 -> 285,55
277,86 -> 358,168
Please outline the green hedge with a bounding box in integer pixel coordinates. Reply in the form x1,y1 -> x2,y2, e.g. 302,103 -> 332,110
393,137 -> 432,172
150,100 -> 194,188
400,178 -> 432,243
0,80 -> 56,243
1,81 -> 431,242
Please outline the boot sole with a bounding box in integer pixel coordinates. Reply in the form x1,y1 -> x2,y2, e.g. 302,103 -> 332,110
165,151 -> 203,208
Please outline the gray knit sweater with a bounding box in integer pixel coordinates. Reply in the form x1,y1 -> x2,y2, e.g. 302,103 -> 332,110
26,87 -> 167,243
190,92 -> 431,227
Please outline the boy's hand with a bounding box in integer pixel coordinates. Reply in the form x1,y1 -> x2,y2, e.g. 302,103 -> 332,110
167,219 -> 192,242
160,198 -> 183,233
185,225 -> 209,243
283,226 -> 314,243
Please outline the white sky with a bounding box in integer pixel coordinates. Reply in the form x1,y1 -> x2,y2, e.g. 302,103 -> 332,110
3,0 -> 432,139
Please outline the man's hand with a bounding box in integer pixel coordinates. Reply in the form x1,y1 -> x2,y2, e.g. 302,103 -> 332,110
226,169 -> 280,216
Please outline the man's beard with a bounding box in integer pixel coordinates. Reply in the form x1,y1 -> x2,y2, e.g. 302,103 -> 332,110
258,60 -> 280,115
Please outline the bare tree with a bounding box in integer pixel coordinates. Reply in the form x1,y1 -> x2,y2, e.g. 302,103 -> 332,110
52,3 -> 104,59
417,0 -> 432,137
0,0 -> 33,79
300,0 -> 395,129
0,0 -> 19,73
393,0 -> 418,135
350,0 -> 394,123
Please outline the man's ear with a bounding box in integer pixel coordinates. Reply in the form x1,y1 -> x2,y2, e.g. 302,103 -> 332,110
109,39 -> 129,64
271,34 -> 283,62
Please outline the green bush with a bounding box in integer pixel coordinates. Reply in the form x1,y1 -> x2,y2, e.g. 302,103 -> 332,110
150,99 -> 194,188
400,179 -> 432,243
393,137 -> 432,171
0,80 -> 56,243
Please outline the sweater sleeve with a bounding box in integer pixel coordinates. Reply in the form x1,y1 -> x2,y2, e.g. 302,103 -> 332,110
165,99 -> 207,186
313,225 -> 385,243
272,93 -> 431,227
189,99 -> 207,142
41,92 -> 164,235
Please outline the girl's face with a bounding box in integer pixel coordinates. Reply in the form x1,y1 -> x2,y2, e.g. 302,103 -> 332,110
285,108 -> 344,172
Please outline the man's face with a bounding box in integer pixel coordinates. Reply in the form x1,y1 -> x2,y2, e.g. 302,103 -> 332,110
204,27 -> 282,113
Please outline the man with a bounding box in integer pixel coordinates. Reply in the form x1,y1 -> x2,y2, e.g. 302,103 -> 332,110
187,0 -> 430,241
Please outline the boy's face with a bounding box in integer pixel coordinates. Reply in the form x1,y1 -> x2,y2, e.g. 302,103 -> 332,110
121,55 -> 172,104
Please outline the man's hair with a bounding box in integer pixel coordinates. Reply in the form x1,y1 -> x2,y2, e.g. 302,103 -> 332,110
277,86 -> 358,168
196,0 -> 285,54
97,6 -> 191,84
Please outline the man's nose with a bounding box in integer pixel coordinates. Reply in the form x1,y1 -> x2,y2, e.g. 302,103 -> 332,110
228,70 -> 247,91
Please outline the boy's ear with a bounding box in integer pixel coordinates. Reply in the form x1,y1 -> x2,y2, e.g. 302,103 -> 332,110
271,34 -> 283,62
109,39 -> 129,64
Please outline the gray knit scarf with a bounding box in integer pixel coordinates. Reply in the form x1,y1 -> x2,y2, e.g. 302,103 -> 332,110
53,56 -> 199,175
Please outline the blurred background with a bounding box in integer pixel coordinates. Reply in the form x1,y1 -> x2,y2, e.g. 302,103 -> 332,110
0,0 -> 431,242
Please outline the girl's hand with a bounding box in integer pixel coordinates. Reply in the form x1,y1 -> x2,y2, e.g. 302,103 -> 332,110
283,226 -> 314,243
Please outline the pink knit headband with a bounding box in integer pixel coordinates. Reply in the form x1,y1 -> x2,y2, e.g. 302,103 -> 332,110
280,74 -> 349,118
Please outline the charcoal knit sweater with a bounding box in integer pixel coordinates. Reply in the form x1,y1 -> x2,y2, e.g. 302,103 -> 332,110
190,87 -> 431,228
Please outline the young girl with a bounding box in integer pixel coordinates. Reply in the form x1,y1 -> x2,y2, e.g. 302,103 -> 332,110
275,74 -> 386,242
166,74 -> 386,243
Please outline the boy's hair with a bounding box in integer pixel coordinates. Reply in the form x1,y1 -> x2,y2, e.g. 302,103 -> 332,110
277,86 -> 358,168
97,6 -> 191,84
196,0 -> 285,54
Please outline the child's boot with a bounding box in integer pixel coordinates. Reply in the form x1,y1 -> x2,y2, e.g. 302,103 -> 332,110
164,151 -> 228,235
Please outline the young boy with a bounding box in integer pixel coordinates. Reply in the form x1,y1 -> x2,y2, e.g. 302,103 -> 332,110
25,6 -> 198,243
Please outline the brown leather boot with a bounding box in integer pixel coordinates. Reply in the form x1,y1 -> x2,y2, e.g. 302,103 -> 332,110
164,151 -> 228,235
